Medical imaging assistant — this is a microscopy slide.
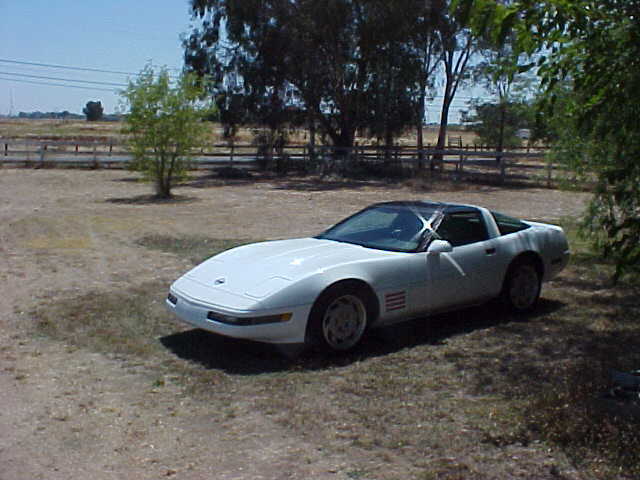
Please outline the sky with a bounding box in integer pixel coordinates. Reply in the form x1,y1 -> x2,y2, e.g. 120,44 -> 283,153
0,0 -> 193,115
0,1 -> 481,122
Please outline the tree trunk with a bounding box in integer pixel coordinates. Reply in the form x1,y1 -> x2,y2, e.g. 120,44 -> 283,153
155,154 -> 172,199
334,127 -> 355,154
497,103 -> 506,182
433,91 -> 453,169
497,103 -> 506,160
308,113 -> 316,163
384,128 -> 394,164
417,92 -> 425,169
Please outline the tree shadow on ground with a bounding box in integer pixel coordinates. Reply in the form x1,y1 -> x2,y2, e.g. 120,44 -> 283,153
105,194 -> 199,205
185,174 -> 255,189
459,172 -> 547,190
177,167 -> 559,194
111,176 -> 143,183
184,172 -> 402,192
159,298 -> 565,376
271,178 -> 404,192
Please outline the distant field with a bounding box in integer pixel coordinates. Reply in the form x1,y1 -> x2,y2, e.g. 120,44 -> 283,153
0,117 -> 478,146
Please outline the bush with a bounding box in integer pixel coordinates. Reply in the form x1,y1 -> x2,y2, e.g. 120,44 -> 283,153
120,65 -> 215,199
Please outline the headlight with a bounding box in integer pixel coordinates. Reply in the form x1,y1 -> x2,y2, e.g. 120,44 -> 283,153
206,312 -> 292,326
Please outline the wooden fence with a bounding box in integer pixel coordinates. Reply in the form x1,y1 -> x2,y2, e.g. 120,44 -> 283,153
0,138 -> 560,185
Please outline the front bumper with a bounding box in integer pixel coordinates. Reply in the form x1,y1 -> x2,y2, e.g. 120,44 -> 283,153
165,288 -> 312,345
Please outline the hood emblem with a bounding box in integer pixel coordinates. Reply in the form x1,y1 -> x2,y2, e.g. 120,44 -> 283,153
213,277 -> 226,286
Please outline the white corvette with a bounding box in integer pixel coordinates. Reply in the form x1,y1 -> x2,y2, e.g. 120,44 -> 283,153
166,201 -> 570,352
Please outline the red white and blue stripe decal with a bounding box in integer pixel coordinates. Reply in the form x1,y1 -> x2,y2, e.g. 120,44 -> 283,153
385,291 -> 406,312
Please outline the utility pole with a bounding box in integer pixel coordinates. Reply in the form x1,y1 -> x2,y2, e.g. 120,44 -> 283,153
9,88 -> 15,117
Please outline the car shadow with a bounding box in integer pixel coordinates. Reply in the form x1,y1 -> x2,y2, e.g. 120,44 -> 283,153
160,298 -> 565,375
364,298 -> 563,354
160,330 -> 297,374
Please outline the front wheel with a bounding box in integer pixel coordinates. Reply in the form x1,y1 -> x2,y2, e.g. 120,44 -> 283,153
501,262 -> 541,313
307,284 -> 371,353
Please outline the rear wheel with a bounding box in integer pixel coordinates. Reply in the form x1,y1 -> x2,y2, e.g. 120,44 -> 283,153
502,261 -> 541,313
308,284 -> 372,353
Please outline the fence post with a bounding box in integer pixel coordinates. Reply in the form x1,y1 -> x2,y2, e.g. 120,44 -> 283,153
39,143 -> 46,167
93,144 -> 98,169
4,143 -> 7,157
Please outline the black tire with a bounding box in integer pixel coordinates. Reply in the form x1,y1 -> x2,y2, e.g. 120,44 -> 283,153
307,283 -> 372,353
501,260 -> 542,313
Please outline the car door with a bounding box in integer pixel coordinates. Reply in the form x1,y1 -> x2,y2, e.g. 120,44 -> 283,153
424,209 -> 499,311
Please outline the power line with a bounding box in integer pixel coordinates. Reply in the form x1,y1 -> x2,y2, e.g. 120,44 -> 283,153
0,75 -> 478,109
0,58 -> 138,76
0,71 -> 127,88
0,58 -> 181,79
0,58 -> 495,102
0,75 -> 118,93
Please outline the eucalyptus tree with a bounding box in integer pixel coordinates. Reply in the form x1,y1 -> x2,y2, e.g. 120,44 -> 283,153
184,0 -> 428,152
361,1 -> 426,151
411,2 -> 443,162
472,1 -> 534,158
432,0 -> 477,159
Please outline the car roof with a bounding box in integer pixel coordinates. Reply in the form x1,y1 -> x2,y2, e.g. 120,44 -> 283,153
369,200 -> 481,214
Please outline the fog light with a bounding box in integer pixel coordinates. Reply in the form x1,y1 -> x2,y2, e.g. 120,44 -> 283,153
206,312 -> 292,326
167,293 -> 178,305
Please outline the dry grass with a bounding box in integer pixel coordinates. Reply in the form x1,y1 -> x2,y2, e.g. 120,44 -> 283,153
0,118 -> 477,147
0,118 -> 122,141
30,225 -> 640,479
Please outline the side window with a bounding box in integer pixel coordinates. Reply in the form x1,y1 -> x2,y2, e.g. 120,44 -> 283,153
491,211 -> 531,236
436,211 -> 489,247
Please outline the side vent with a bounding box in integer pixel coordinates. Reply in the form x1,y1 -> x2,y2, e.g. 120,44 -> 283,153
385,291 -> 406,312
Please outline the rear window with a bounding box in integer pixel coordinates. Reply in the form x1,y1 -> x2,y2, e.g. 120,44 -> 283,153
491,211 -> 531,236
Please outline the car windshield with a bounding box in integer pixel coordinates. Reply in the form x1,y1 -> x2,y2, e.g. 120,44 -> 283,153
316,203 -> 444,252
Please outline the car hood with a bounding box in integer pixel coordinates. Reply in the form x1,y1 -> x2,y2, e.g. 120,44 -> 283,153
179,237 -> 388,301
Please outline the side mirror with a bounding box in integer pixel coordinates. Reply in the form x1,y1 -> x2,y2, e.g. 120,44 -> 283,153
427,239 -> 453,254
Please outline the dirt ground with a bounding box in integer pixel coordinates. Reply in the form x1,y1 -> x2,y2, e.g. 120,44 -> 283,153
0,168 -> 591,480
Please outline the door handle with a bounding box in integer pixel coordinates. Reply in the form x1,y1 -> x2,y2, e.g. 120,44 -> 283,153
485,248 -> 496,255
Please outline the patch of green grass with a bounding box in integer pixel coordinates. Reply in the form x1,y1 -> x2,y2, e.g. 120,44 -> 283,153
136,235 -> 253,264
34,281 -> 172,358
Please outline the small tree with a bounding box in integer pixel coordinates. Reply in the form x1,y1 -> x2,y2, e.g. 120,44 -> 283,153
121,66 -> 213,199
83,100 -> 104,121
462,100 -> 532,148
